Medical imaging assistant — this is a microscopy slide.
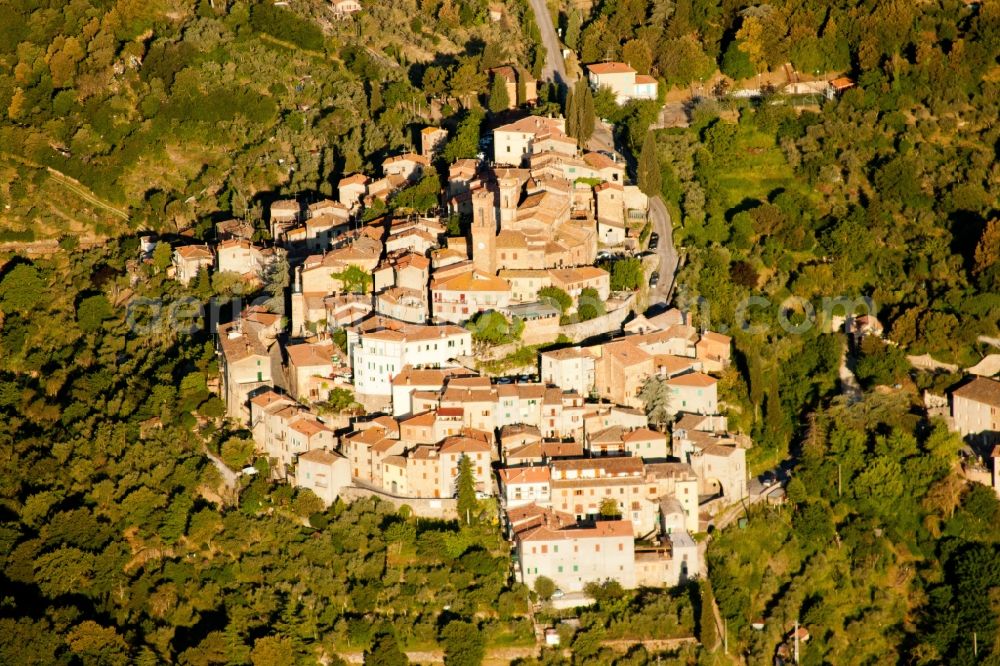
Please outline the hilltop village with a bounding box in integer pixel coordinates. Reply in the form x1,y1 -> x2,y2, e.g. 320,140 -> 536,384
156,64 -> 754,596
159,56 -> 1000,602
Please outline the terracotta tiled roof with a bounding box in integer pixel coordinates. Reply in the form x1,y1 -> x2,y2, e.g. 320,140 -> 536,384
499,466 -> 550,484
582,152 -> 619,170
665,372 -> 716,388
548,266 -> 609,284
439,435 -> 491,454
298,448 -> 344,465
517,519 -> 633,542
700,331 -> 732,345
401,411 -> 436,428
271,199 -> 299,211
490,65 -> 517,82
338,173 -> 369,187
953,376 -> 1000,407
654,354 -> 698,376
623,428 -> 663,443
431,269 -> 512,293
495,115 -> 565,135
175,244 -> 213,260
588,425 -> 624,444
550,456 -> 644,475
286,342 -> 336,368
289,417 -> 332,437
250,390 -> 290,408
701,443 -> 741,457
602,340 -> 652,367
587,62 -> 636,75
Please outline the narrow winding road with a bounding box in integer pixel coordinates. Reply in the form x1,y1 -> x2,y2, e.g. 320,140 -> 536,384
527,0 -> 567,85
647,196 -> 679,305
583,122 -> 680,308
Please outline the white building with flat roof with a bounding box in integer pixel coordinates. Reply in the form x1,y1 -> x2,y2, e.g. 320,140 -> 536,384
348,323 -> 472,397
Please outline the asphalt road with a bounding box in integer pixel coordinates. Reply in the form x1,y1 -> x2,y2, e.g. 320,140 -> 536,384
584,121 -> 679,308
647,196 -> 678,305
527,0 -> 567,85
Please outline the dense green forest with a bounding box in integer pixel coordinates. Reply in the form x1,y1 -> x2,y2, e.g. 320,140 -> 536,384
709,400 -> 1000,664
0,0 -> 542,240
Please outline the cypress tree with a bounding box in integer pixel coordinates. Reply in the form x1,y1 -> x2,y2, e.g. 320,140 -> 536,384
567,78 -> 595,146
699,579 -> 719,651
488,73 -> 510,113
579,78 -> 595,145
565,86 -> 577,141
565,9 -> 582,50
456,454 -> 479,524
638,130 -> 662,196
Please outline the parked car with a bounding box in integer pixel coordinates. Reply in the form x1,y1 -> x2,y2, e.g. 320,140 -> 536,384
552,589 -> 565,599
649,271 -> 660,287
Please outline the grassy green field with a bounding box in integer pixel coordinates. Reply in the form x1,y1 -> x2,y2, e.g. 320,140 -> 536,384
713,126 -> 805,209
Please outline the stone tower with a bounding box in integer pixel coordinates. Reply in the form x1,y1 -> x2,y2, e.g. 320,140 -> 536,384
497,172 -> 520,226
471,187 -> 497,275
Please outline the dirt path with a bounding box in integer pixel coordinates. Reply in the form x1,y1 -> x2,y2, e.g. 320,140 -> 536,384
0,151 -> 130,222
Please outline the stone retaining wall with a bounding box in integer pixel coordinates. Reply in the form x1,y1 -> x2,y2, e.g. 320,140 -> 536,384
340,484 -> 458,519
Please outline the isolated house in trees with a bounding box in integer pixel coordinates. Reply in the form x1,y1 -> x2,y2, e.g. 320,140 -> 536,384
420,126 -> 448,157
172,245 -> 214,285
330,0 -> 362,19
586,62 -> 658,104
952,376 -> 1000,448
